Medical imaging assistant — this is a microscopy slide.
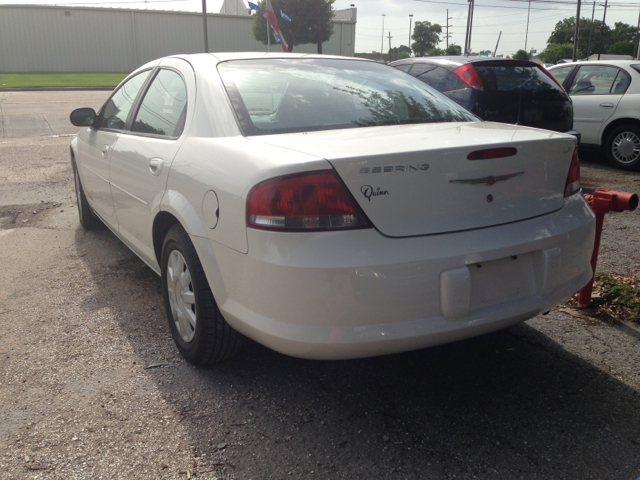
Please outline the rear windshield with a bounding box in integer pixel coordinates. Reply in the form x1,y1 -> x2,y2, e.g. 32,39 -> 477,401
631,64 -> 640,75
218,58 -> 476,136
474,63 -> 562,93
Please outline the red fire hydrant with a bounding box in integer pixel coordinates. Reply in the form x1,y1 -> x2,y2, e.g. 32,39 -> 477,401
577,189 -> 639,307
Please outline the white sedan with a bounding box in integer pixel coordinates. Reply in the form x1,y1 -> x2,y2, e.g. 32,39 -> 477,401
548,60 -> 640,170
70,53 -> 595,364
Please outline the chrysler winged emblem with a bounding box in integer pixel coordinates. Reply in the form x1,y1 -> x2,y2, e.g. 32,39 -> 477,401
449,171 -> 524,186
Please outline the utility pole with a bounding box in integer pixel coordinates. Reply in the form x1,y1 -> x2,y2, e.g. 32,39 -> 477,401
598,0 -> 608,60
586,1 -> 596,60
388,32 -> 392,62
493,31 -> 502,57
202,0 -> 208,53
381,14 -> 386,54
464,0 -> 475,55
635,7 -> 640,59
524,0 -> 531,53
315,0 -> 323,54
446,9 -> 453,50
572,0 -> 581,62
409,14 -> 413,54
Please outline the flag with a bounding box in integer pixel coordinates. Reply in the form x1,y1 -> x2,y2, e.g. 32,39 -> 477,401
247,1 -> 262,12
273,32 -> 281,43
264,0 -> 289,52
280,10 -> 291,21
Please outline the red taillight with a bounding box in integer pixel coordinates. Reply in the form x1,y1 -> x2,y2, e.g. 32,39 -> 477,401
538,65 -> 565,91
564,148 -> 581,197
247,171 -> 370,231
453,64 -> 484,91
467,147 -> 517,160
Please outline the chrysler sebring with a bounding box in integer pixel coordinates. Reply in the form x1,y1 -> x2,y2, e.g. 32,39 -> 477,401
69,53 -> 595,365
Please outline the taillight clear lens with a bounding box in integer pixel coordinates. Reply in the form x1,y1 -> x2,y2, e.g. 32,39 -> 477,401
453,64 -> 484,91
247,171 -> 370,231
564,148 -> 581,197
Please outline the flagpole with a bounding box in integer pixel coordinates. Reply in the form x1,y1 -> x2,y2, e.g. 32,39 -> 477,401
267,21 -> 271,52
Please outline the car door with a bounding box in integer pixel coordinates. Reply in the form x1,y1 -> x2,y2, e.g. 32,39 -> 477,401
108,58 -> 194,269
567,65 -> 630,145
76,70 -> 152,227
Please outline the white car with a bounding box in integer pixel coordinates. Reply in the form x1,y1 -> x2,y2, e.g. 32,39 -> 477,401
70,53 -> 595,365
548,60 -> 640,170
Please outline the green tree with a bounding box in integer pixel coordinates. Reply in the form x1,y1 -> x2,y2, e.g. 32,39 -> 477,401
427,47 -> 445,56
539,43 -> 581,64
251,0 -> 335,53
445,44 -> 462,56
607,40 -> 635,56
546,17 -> 637,59
411,21 -> 442,57
389,45 -> 412,55
512,49 -> 531,61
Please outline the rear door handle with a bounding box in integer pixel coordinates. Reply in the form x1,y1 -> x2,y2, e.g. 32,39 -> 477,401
600,103 -> 614,108
149,158 -> 164,176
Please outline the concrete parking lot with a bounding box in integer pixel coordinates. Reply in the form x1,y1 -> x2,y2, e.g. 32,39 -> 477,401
0,90 -> 639,480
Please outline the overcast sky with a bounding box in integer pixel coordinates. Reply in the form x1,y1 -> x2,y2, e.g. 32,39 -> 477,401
1,0 -> 638,57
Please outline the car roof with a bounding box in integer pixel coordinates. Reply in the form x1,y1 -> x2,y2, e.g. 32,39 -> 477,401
391,56 -> 535,67
171,52 -> 375,64
548,60 -> 640,69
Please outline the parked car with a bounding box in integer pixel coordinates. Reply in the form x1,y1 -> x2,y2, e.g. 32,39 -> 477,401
389,56 -> 579,138
69,53 -> 594,365
548,61 -> 640,170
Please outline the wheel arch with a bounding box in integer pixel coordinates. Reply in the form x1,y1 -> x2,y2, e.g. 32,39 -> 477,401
601,117 -> 640,147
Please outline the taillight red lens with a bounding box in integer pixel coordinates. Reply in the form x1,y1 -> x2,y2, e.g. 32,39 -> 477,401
247,171 -> 370,231
564,148 -> 581,197
538,65 -> 565,91
453,64 -> 484,91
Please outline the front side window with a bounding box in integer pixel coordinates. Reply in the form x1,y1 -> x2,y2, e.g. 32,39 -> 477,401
548,66 -> 573,87
568,65 -> 620,95
132,69 -> 188,137
218,59 -> 476,136
394,64 -> 412,73
100,70 -> 151,130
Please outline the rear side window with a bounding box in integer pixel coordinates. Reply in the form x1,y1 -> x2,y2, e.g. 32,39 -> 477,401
474,64 -> 561,93
416,66 -> 466,92
568,65 -> 622,95
632,64 -> 640,74
132,69 -> 187,137
409,63 -> 437,77
394,64 -> 412,73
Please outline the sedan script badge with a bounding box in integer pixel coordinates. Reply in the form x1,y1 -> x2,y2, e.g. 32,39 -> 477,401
361,185 -> 389,201
449,172 -> 524,186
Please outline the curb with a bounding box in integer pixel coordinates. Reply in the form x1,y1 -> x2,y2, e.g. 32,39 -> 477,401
0,86 -> 115,92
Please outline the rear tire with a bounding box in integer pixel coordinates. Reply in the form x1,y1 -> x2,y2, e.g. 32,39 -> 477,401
73,163 -> 102,230
161,224 -> 243,365
605,124 -> 640,170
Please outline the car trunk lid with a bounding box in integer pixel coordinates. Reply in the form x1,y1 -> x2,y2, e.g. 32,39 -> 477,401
248,122 -> 576,237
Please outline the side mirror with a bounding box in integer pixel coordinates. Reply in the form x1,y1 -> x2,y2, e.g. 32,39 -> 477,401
70,108 -> 97,127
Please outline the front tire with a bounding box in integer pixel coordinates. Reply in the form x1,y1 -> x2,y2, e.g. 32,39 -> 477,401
73,163 -> 102,229
605,124 -> 640,170
161,224 -> 243,365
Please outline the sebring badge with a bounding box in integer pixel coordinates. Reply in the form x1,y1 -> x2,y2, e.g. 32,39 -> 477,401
360,164 -> 430,174
449,171 -> 524,186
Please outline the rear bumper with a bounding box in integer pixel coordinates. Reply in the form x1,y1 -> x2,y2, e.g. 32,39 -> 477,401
193,193 -> 595,360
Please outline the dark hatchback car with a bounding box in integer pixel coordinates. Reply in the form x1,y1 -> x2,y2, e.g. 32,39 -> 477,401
390,56 -> 578,137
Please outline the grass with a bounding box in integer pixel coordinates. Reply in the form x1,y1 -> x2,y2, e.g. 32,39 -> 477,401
594,272 -> 640,322
0,73 -> 129,88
